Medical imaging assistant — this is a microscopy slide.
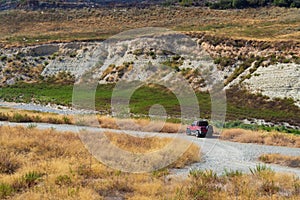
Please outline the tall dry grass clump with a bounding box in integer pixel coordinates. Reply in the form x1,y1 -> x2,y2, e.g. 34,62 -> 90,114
104,132 -> 172,153
220,128 -> 300,147
180,167 -> 300,200
98,116 -> 185,133
259,154 -> 300,168
0,108 -> 74,124
0,108 -> 184,133
169,143 -> 201,169
105,131 -> 201,169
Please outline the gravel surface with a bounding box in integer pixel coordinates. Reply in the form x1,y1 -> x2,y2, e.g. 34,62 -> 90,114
0,121 -> 299,177
0,101 -> 97,115
172,136 -> 300,177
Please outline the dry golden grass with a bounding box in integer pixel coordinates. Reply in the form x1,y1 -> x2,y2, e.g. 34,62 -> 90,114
105,131 -> 200,168
0,107 -> 74,124
98,116 -> 185,133
220,128 -> 300,148
259,154 -> 300,168
0,107 -> 185,133
0,126 -> 199,199
104,132 -> 172,154
180,167 -> 300,200
0,126 -> 299,199
170,143 -> 201,169
0,7 -> 299,47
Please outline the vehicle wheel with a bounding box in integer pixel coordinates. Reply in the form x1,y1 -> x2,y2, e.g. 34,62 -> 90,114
196,131 -> 201,138
206,125 -> 213,138
186,128 -> 191,135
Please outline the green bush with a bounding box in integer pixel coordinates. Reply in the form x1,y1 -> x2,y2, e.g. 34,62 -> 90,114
63,116 -> 71,124
214,57 -> 235,69
0,183 -> 14,199
0,55 -> 7,62
223,169 -> 243,177
224,120 -> 300,135
179,0 -> 194,6
249,164 -> 272,175
232,0 -> 248,8
22,171 -> 43,188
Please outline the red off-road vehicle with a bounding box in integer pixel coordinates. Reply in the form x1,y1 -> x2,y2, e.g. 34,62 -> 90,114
186,120 -> 211,138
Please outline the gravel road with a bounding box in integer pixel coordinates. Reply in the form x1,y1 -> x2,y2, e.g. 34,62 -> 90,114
0,101 -> 97,115
0,121 -> 299,177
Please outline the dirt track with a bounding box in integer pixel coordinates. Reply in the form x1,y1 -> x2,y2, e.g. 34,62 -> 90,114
0,121 -> 299,177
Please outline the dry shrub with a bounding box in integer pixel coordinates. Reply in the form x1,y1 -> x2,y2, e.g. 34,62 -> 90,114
186,169 -> 220,200
0,151 -> 20,174
161,122 -> 185,133
169,143 -> 201,168
264,132 -> 298,147
0,126 -> 80,159
0,108 -> 74,125
221,128 -> 300,147
259,154 -> 300,168
183,168 -> 300,200
96,175 -> 134,198
220,128 -> 246,140
104,132 -> 170,153
104,132 -> 201,168
233,131 -> 264,144
98,116 -> 117,129
98,116 -> 184,133
1,108 -> 183,134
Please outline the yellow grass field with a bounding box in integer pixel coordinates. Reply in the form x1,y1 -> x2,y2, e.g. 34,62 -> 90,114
1,7 -> 299,47
221,128 -> 300,148
0,126 -> 200,199
0,126 -> 299,199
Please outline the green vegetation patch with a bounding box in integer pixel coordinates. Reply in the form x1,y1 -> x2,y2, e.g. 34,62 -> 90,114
224,120 -> 300,135
0,83 -> 299,126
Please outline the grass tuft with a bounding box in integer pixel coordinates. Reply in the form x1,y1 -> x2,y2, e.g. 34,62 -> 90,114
259,154 -> 300,168
249,164 -> 272,176
221,128 -> 300,147
0,183 -> 14,199
0,152 -> 20,174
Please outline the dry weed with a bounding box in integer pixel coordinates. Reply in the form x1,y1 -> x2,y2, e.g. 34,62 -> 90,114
259,154 -> 300,168
0,126 -> 199,199
221,128 -> 300,147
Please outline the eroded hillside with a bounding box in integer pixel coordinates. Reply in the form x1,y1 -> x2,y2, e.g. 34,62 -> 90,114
0,32 -> 299,106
